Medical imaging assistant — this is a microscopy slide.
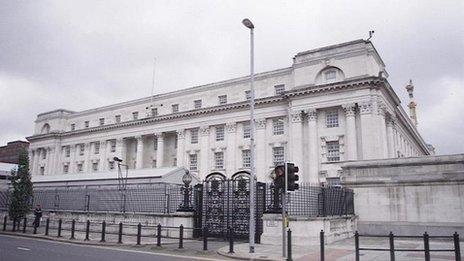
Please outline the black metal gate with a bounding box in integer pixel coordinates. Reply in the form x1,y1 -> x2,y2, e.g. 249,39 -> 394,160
196,171 -> 265,240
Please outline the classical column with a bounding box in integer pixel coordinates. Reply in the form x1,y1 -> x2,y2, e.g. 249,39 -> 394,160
116,138 -> 127,164
155,133 -> 165,168
306,109 -> 319,184
255,119 -> 267,181
386,115 -> 396,158
31,149 -> 38,175
176,130 -> 186,168
135,136 -> 144,169
99,140 -> 107,171
343,103 -> 358,161
46,147 -> 53,175
377,101 -> 389,158
359,100 -> 381,159
225,123 -> 237,177
199,126 -> 210,179
290,111 -> 304,178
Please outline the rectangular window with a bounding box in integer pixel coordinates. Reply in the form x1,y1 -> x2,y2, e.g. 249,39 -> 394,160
132,112 -> 139,120
273,147 -> 285,166
327,141 -> 340,162
172,104 -> 179,113
273,119 -> 284,135
274,84 -> 285,95
109,161 -> 115,170
325,70 -> 336,80
84,121 -> 89,128
65,146 -> 70,157
245,90 -> 251,101
63,165 -> 69,174
151,108 -> 158,116
110,140 -> 116,152
92,162 -> 99,172
77,163 -> 83,172
326,111 -> 339,128
189,154 -> 198,171
214,152 -> 224,169
242,150 -> 251,168
79,144 -> 84,156
42,149 -> 47,159
190,129 -> 199,144
99,118 -> 105,126
215,126 -> 225,141
153,138 -> 158,150
40,167 -> 45,175
243,122 -> 251,139
152,159 -> 157,168
218,95 -> 227,105
115,115 -> 121,123
326,177 -> 341,187
173,158 -> 177,166
71,124 -> 76,131
94,142 -> 100,154
194,99 -> 202,109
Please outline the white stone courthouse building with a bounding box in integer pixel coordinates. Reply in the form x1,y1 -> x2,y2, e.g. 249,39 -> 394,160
27,39 -> 432,185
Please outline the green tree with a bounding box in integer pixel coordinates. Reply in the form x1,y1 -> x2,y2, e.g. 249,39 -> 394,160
8,149 -> 33,221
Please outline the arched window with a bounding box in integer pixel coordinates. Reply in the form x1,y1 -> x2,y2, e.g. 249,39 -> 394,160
41,123 -> 50,134
315,66 -> 345,85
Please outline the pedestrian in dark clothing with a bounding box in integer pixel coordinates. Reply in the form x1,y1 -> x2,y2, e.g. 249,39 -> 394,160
33,205 -> 42,228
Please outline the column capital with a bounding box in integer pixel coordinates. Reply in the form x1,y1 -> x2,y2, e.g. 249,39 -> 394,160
199,126 -> 210,136
226,122 -> 237,133
255,118 -> 266,129
342,103 -> 356,117
359,101 -> 373,115
177,129 -> 185,139
305,108 -> 317,121
154,132 -> 164,138
386,114 -> 397,127
135,135 -> 143,140
290,111 -> 303,123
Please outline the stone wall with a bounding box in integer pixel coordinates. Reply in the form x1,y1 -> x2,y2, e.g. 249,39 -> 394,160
341,154 -> 464,235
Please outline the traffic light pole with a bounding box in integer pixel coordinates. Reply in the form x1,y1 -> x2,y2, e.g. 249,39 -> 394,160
282,161 -> 288,258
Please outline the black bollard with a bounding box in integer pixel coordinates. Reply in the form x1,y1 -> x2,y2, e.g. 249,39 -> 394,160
22,218 -> 27,233
3,216 -> 7,231
423,232 -> 430,261
84,220 -> 90,241
203,227 -> 208,251
70,219 -> 75,239
389,232 -> 395,261
287,229 -> 292,261
136,223 -> 141,245
178,225 -> 184,249
355,231 -> 360,261
156,224 -> 161,246
100,221 -> 106,242
320,230 -> 325,261
454,232 -> 461,261
45,218 -> 50,235
228,227 -> 234,254
118,222 -> 123,244
57,219 -> 62,237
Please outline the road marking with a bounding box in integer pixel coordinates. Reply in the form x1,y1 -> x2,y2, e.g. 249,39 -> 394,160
17,247 -> 31,251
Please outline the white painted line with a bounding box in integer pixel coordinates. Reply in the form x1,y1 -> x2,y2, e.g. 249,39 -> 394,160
17,247 -> 31,251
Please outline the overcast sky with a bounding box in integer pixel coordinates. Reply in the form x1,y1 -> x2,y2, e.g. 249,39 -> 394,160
0,0 -> 463,155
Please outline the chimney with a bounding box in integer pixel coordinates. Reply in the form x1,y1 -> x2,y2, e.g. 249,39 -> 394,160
405,80 -> 418,127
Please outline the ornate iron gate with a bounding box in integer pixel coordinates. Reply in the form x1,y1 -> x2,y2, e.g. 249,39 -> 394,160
198,171 -> 265,240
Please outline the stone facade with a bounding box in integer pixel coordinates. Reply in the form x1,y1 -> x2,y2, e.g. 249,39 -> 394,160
0,140 -> 29,164
27,39 -> 431,184
341,154 -> 464,235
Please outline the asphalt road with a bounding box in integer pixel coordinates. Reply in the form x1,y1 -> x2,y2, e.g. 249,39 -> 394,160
0,234 -> 223,261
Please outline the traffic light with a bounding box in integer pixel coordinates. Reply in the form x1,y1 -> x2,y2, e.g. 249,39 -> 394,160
273,165 -> 285,190
286,162 -> 299,191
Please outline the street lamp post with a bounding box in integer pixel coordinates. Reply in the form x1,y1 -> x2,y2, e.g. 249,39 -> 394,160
242,18 -> 256,254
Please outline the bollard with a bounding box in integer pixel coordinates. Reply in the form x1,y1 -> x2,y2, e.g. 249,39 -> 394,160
178,225 -> 184,249
136,223 -> 141,245
228,227 -> 234,254
287,229 -> 292,261
70,219 -> 75,239
453,232 -> 461,261
100,221 -> 106,242
84,220 -> 90,241
3,216 -> 7,231
320,230 -> 325,261
389,232 -> 395,261
57,219 -> 62,237
45,218 -> 50,235
156,224 -> 161,246
423,232 -> 430,261
355,231 -> 360,261
118,222 -> 123,244
22,217 -> 27,233
203,226 -> 208,251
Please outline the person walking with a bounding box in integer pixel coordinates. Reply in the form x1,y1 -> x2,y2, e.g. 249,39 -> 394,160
33,204 -> 42,228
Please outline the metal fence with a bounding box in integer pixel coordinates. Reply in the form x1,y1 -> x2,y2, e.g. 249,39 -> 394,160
265,184 -> 355,217
0,183 -> 186,214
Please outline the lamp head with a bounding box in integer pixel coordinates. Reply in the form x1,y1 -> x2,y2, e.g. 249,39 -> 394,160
242,18 -> 254,29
